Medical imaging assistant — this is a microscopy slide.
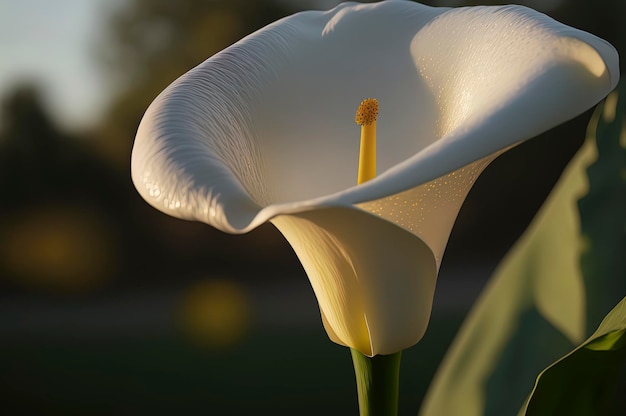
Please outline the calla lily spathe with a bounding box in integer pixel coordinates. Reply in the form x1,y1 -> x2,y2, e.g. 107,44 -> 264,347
131,1 -> 619,356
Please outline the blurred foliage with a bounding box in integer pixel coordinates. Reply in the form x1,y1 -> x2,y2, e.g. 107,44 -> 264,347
0,85 -> 126,293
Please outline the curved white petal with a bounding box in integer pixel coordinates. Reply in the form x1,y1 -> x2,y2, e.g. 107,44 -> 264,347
272,207 -> 437,356
132,1 -> 617,241
131,1 -> 619,354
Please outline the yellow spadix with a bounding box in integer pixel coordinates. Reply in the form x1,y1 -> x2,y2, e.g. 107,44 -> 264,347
355,98 -> 378,185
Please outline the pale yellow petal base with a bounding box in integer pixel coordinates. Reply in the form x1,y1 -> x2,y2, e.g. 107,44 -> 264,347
272,207 -> 437,356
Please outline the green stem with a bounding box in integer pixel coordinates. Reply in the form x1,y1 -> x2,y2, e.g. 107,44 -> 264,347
350,348 -> 402,416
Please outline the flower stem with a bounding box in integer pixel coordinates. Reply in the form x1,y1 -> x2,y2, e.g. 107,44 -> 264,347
350,348 -> 402,416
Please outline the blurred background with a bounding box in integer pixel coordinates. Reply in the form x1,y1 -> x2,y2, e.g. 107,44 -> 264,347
0,0 -> 623,414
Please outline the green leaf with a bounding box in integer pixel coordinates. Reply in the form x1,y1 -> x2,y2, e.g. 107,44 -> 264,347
520,84 -> 626,415
578,87 -> 626,334
420,84 -> 626,416
420,137 -> 590,416
522,296 -> 626,415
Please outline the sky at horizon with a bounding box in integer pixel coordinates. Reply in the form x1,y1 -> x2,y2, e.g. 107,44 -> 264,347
0,0 -> 122,130
0,0 -> 335,131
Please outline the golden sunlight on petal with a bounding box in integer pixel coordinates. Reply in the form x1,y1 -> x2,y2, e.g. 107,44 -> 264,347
557,36 -> 609,79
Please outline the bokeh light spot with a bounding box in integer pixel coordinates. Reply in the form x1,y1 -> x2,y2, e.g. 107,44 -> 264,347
177,278 -> 251,349
0,204 -> 117,293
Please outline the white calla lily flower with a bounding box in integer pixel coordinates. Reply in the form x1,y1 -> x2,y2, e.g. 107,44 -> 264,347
131,1 -> 619,356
